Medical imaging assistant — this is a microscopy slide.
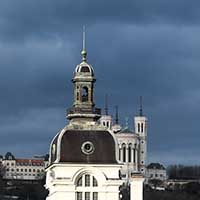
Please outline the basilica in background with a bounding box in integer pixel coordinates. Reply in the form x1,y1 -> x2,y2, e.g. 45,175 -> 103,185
45,31 -> 145,200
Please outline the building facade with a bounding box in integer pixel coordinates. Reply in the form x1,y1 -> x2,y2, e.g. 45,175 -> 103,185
100,100 -> 148,179
146,163 -> 167,182
45,32 -> 144,200
1,153 -> 48,180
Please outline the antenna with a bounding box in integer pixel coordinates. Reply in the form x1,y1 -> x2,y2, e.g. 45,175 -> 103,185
105,94 -> 108,115
81,25 -> 87,61
83,25 -> 86,51
139,96 -> 143,116
115,105 -> 119,124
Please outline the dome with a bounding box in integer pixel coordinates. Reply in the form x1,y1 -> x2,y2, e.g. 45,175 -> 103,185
49,129 -> 117,164
75,61 -> 94,75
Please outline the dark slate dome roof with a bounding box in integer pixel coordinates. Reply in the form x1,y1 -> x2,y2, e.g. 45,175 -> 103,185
50,129 -> 117,164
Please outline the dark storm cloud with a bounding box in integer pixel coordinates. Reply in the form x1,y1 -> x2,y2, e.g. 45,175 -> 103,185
0,1 -> 199,165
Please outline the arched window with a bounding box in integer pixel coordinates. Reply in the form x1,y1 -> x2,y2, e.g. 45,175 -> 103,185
122,144 -> 126,163
138,123 -> 140,133
77,92 -> 79,101
119,148 -> 121,161
141,123 -> 144,132
133,149 -> 136,163
82,86 -> 88,102
76,174 -> 98,200
128,144 -> 132,163
106,121 -> 109,128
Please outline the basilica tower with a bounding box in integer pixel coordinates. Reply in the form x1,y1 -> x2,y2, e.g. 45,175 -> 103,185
134,97 -> 148,174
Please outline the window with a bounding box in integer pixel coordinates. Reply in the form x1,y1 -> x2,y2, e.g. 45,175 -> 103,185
128,145 -> 131,163
77,176 -> 82,186
77,192 -> 82,200
29,169 -> 31,172
77,92 -> 79,101
122,144 -> 126,162
93,177 -> 98,187
141,123 -> 144,132
85,175 -> 90,187
81,87 -> 88,102
21,169 -> 23,172
93,192 -> 98,200
16,169 -> 19,172
76,174 -> 98,200
85,192 -> 90,200
25,169 -> 27,172
106,121 -> 109,128
138,123 -> 140,132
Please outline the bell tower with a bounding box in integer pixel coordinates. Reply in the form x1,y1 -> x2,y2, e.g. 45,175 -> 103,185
134,96 -> 147,174
67,28 -> 101,122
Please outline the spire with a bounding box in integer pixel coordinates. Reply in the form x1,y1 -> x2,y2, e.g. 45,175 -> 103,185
105,94 -> 108,115
139,96 -> 143,116
81,26 -> 87,62
125,117 -> 129,128
115,105 -> 119,124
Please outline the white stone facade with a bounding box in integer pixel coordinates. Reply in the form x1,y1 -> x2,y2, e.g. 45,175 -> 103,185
46,164 -> 123,200
100,114 -> 148,179
2,158 -> 48,180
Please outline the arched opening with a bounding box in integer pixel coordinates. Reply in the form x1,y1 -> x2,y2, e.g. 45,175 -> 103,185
141,123 -> 144,132
76,174 -> 98,200
81,86 -> 89,102
138,123 -> 140,132
128,144 -> 132,163
122,144 -> 126,163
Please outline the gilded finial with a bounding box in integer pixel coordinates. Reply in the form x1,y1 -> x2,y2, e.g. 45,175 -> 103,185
81,25 -> 87,61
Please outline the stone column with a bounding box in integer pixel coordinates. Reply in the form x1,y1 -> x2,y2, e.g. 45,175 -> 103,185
131,148 -> 134,163
135,149 -> 138,172
130,174 -> 145,200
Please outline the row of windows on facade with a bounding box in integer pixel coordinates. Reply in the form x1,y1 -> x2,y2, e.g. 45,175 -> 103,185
6,162 -> 45,166
119,146 -> 144,163
76,174 -> 98,200
150,174 -> 164,178
6,173 -> 43,177
6,168 -> 44,173
102,121 -> 110,128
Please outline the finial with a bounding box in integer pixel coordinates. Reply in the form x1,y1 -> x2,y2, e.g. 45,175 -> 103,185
115,105 -> 119,124
139,96 -> 143,116
81,25 -> 87,61
105,94 -> 108,115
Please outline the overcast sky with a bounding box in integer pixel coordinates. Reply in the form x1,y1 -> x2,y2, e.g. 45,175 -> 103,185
0,0 -> 199,166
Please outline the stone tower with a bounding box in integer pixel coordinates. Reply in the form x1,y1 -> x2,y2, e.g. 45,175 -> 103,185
134,97 -> 147,174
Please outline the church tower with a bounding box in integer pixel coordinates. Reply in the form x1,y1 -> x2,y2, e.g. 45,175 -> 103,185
67,29 -> 101,123
45,30 -> 123,200
134,97 -> 147,174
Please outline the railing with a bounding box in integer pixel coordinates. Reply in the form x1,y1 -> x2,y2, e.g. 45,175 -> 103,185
67,107 -> 101,115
